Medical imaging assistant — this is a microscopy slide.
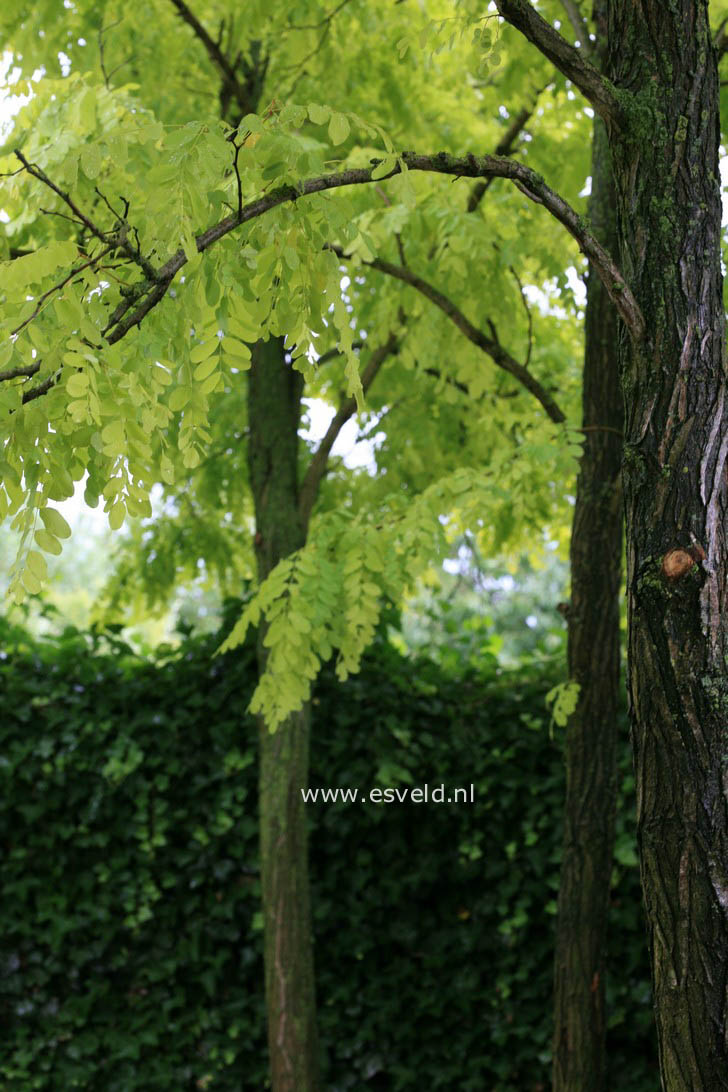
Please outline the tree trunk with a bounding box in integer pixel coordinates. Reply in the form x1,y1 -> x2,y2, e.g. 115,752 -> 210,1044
248,338 -> 320,1092
607,3 -> 728,1087
552,17 -> 623,1086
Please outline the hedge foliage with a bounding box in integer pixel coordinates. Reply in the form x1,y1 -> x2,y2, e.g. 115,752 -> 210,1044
0,609 -> 656,1090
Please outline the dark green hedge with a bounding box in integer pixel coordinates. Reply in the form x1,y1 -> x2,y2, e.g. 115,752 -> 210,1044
0,611 -> 656,1090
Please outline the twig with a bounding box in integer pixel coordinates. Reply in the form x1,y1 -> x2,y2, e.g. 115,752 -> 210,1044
313,341 -> 364,366
287,0 -> 353,31
298,332 -> 398,525
11,246 -> 113,338
95,186 -> 128,221
281,1 -> 354,96
395,234 -> 407,267
39,206 -> 87,230
509,265 -> 533,368
231,138 -> 243,217
16,151 -> 107,242
98,18 -> 122,88
467,87 -> 548,213
20,153 -> 158,282
424,366 -> 469,397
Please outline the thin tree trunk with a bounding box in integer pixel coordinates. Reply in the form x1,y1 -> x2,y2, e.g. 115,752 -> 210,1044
552,13 -> 623,1083
248,338 -> 320,1092
607,3 -> 728,1086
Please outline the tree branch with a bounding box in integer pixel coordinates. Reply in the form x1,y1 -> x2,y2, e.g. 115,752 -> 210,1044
313,341 -> 364,365
0,361 -> 41,383
494,0 -> 619,123
509,264 -> 533,368
12,148 -> 644,404
467,89 -> 547,212
106,151 -> 642,343
168,0 -> 267,120
169,0 -> 241,95
329,245 -> 566,424
15,151 -> 107,242
298,333 -> 398,526
22,372 -> 58,404
287,0 -> 353,32
16,151 -> 158,282
715,15 -> 728,59
558,0 -> 593,57
11,246 -> 113,339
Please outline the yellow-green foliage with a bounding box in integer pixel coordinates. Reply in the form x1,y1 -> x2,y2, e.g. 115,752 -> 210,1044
0,0 -> 591,723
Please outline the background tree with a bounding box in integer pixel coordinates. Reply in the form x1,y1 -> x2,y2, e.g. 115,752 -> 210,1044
550,3 -> 623,1089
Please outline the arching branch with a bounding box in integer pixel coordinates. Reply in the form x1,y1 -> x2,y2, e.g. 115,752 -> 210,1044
11,145 -> 644,404
329,245 -> 566,425
102,151 -> 643,343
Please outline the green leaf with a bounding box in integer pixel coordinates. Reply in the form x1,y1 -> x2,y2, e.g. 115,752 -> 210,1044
169,386 -> 192,412
198,372 -> 220,395
227,314 -> 259,341
108,500 -> 126,530
193,356 -> 219,382
307,103 -> 331,125
80,142 -> 102,179
26,549 -> 48,581
371,156 -> 398,181
101,420 -> 125,447
22,569 -> 42,595
241,113 -> 264,133
328,112 -> 350,145
39,508 -> 72,539
34,529 -> 62,555
221,337 -> 251,362
66,372 -> 90,397
283,246 -> 300,271
190,337 -> 219,364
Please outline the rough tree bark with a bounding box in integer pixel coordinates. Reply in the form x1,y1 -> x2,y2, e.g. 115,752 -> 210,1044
496,2 -> 728,1087
608,5 -> 728,1087
248,338 -> 320,1092
552,10 -> 623,1087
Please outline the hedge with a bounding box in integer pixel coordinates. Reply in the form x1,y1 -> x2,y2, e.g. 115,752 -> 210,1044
0,609 -> 656,1090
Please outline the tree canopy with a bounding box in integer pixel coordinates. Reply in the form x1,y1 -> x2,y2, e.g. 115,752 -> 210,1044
0,1 -> 601,725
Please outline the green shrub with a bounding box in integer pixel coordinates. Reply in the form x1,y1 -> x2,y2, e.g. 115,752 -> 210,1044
0,613 -> 655,1089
